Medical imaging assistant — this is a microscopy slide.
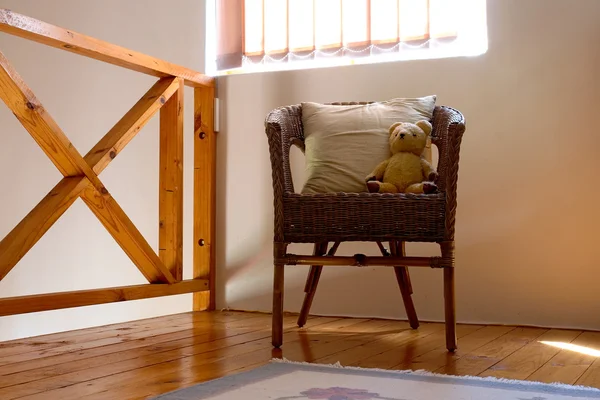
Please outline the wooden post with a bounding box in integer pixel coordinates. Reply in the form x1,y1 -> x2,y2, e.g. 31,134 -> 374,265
193,86 -> 216,310
159,78 -> 184,281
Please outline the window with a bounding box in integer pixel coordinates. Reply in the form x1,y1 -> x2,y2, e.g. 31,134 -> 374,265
208,0 -> 487,74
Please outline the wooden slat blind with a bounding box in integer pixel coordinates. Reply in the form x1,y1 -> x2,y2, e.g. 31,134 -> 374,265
288,0 -> 314,52
216,0 -> 459,70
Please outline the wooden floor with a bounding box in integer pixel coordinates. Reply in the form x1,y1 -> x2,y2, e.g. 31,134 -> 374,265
0,311 -> 599,399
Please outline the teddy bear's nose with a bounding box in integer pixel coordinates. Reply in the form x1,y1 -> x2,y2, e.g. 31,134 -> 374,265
399,133 -> 405,139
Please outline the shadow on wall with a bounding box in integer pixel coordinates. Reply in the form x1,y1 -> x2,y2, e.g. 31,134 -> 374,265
214,77 -> 228,310
214,71 -> 294,309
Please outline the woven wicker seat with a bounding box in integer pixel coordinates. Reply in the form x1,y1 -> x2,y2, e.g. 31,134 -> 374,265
265,103 -> 466,352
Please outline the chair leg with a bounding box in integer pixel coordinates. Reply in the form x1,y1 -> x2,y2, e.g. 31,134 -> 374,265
388,241 -> 419,329
298,242 -> 331,327
442,241 -> 457,352
298,265 -> 322,327
272,263 -> 285,348
394,267 -> 419,329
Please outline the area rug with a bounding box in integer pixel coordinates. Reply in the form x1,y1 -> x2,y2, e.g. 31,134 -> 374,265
153,359 -> 600,399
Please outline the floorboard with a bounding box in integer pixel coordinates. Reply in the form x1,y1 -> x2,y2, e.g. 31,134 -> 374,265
479,328 -> 582,380
528,331 -> 600,385
0,311 -> 598,399
435,327 -> 549,376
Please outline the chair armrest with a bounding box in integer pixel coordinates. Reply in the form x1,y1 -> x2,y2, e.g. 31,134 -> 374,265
431,106 -> 466,241
265,105 -> 303,241
265,104 -> 303,194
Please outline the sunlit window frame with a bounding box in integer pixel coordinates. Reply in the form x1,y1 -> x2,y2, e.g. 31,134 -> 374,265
205,0 -> 488,76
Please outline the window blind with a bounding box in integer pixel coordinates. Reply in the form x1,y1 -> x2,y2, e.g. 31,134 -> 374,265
216,0 -> 460,71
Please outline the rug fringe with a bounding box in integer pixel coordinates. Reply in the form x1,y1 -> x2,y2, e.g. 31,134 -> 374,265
270,358 -> 600,393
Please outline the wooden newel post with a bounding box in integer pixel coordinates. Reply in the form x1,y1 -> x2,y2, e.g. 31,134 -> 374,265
193,86 -> 216,311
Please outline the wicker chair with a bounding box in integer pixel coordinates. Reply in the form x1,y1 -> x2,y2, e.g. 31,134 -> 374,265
265,103 -> 466,352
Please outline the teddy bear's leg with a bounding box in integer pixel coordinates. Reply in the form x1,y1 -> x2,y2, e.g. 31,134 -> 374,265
367,181 -> 381,193
406,182 -> 438,194
405,183 -> 425,194
377,183 -> 399,193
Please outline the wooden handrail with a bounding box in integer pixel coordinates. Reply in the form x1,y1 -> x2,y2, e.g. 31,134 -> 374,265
0,8 -> 214,88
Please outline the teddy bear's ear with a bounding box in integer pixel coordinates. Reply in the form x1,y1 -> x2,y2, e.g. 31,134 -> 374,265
416,120 -> 433,136
389,122 -> 402,136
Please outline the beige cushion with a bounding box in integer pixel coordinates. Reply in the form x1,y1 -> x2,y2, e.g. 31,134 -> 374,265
301,96 -> 437,194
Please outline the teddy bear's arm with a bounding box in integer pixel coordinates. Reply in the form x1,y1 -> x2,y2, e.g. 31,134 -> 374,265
420,158 -> 438,182
366,159 -> 390,182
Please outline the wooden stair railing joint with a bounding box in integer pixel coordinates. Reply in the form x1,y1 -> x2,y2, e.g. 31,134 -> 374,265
0,9 -> 216,316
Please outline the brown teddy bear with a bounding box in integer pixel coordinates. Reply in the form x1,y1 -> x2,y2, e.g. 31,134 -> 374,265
366,120 -> 438,194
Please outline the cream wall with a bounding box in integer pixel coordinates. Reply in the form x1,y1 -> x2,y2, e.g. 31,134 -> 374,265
0,0 -> 205,341
1,0 -> 599,342
218,0 -> 600,330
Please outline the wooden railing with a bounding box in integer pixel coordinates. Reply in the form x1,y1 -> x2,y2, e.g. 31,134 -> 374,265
0,9 -> 216,316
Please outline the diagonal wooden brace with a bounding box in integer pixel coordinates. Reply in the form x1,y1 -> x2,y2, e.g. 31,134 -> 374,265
0,50 -> 177,284
0,49 -> 103,191
0,50 -> 84,177
0,177 -> 88,280
85,77 -> 181,175
80,183 -> 175,284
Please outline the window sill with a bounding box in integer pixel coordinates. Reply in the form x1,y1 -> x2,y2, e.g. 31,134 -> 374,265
209,39 -> 488,77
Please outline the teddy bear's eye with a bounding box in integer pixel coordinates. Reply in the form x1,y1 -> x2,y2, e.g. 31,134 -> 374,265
413,133 -> 417,137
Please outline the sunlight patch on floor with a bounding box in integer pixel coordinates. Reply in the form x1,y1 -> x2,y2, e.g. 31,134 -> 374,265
540,341 -> 600,357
